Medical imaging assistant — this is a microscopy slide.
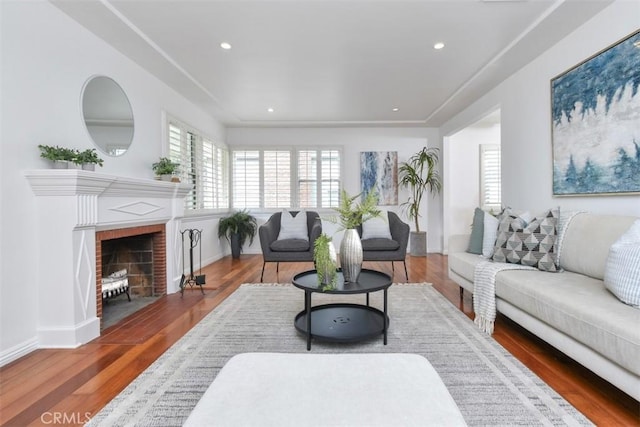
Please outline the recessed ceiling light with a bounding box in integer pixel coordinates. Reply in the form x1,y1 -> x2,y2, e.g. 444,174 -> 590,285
392,107 -> 399,112
267,108 -> 274,113
220,42 -> 232,50
434,42 -> 445,50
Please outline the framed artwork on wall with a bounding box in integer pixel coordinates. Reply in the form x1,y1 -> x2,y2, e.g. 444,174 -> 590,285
360,151 -> 398,205
551,29 -> 640,196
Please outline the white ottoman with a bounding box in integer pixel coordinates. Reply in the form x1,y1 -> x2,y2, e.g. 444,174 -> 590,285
184,353 -> 466,427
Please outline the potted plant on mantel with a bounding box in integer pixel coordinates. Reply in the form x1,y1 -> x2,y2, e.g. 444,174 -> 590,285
74,148 -> 104,171
398,146 -> 442,256
152,157 -> 180,182
327,189 -> 381,283
217,209 -> 258,259
38,144 -> 76,169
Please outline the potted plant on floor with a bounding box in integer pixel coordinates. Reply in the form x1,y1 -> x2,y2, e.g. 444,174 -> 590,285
327,189 -> 381,283
217,209 -> 258,259
398,146 -> 442,256
74,148 -> 104,171
152,157 -> 180,181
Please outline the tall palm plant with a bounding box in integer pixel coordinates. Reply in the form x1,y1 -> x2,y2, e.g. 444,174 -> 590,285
398,147 -> 442,233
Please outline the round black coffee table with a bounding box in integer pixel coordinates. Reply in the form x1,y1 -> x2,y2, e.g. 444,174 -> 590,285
292,269 -> 392,350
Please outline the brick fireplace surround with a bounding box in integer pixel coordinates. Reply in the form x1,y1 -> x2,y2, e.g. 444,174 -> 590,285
96,224 -> 167,320
26,170 -> 191,349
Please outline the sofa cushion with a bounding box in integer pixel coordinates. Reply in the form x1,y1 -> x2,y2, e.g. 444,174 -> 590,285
482,211 -> 500,258
493,208 -> 559,272
495,269 -> 640,376
448,251 -> 482,284
361,238 -> 400,251
270,238 -> 310,252
467,207 -> 485,255
560,213 -> 638,280
277,210 -> 308,241
604,219 -> 640,308
362,215 -> 392,240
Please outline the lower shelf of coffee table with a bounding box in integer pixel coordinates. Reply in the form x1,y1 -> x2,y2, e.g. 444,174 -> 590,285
294,303 -> 388,343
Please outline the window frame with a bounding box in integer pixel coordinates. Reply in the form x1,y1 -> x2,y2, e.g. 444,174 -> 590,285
479,144 -> 501,212
166,115 -> 229,214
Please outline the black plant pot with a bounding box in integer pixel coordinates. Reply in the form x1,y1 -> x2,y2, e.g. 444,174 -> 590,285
230,233 -> 242,259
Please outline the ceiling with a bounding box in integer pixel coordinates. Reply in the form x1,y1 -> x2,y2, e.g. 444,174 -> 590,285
52,0 -> 612,128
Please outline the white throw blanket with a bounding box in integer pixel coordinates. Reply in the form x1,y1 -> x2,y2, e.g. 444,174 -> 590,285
473,260 -> 535,334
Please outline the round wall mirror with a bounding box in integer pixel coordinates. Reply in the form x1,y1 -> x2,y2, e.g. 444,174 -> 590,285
81,76 -> 134,157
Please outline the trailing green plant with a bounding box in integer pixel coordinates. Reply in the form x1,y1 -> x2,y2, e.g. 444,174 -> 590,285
38,144 -> 76,162
327,189 -> 381,230
74,148 -> 104,166
152,157 -> 180,175
314,233 -> 337,290
217,209 -> 258,255
398,147 -> 442,233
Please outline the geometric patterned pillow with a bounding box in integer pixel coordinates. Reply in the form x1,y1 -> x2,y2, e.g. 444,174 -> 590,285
492,208 -> 560,272
491,208 -> 528,263
604,219 -> 640,308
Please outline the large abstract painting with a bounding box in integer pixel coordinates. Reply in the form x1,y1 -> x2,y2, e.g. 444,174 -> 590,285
360,151 -> 398,205
551,30 -> 640,196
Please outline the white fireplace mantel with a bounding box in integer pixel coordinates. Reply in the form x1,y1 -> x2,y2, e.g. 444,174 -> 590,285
25,170 -> 192,349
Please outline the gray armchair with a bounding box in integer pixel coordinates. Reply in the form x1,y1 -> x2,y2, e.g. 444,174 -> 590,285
259,211 -> 322,281
358,211 -> 410,280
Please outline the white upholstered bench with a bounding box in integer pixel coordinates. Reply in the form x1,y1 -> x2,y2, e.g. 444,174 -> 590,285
184,352 -> 466,427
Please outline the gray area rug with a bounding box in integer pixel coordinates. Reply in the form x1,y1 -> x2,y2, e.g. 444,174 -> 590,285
87,283 -> 592,427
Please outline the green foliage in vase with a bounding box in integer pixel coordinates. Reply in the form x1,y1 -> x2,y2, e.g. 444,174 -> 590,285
38,144 -> 76,162
328,189 -> 381,230
314,233 -> 337,290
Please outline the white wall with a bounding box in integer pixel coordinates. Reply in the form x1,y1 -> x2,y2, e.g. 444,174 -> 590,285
226,126 -> 443,253
0,1 -> 225,363
447,123 -> 500,238
441,0 -> 640,231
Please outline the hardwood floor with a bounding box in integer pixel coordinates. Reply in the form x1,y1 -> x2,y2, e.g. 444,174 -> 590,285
1,254 -> 638,426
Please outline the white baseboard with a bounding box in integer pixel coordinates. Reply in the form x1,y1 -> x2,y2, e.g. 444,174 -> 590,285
0,337 -> 38,367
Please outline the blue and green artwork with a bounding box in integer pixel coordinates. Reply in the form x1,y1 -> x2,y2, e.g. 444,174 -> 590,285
360,151 -> 398,205
551,30 -> 640,195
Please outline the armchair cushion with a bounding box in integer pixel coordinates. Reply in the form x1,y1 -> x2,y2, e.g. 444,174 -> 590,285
271,238 -> 310,252
362,216 -> 392,240
277,210 -> 309,241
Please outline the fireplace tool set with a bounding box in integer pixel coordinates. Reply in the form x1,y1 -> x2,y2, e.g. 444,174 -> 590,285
180,228 -> 205,296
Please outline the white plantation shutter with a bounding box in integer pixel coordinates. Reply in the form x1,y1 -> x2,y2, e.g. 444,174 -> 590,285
231,147 -> 342,209
320,150 -> 340,208
480,144 -> 501,211
263,151 -> 291,208
232,150 -> 261,208
167,117 -> 228,211
298,150 -> 318,208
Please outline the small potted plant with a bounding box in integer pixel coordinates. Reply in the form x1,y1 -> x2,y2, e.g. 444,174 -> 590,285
38,144 -> 76,169
314,233 -> 338,290
74,148 -> 104,171
217,209 -> 258,259
152,157 -> 180,181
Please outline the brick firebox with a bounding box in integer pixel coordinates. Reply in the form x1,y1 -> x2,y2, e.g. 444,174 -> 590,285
95,224 -> 167,320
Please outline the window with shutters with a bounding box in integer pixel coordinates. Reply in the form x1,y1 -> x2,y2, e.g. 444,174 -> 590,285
479,144 -> 501,211
231,148 -> 341,210
167,117 -> 228,211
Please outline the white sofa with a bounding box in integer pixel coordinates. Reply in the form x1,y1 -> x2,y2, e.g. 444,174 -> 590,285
448,212 -> 640,401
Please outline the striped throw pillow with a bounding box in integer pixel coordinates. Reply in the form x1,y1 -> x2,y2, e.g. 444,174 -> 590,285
604,219 -> 640,308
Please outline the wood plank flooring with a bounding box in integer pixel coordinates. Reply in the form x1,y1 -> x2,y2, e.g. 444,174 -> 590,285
1,254 -> 638,426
